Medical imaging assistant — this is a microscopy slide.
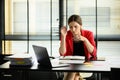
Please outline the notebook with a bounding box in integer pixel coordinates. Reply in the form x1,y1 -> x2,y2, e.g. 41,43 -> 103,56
32,45 -> 69,68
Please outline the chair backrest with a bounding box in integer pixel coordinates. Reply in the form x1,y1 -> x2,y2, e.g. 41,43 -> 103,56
111,67 -> 120,80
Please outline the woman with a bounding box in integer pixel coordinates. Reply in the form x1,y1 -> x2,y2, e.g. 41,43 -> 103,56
59,14 -> 97,80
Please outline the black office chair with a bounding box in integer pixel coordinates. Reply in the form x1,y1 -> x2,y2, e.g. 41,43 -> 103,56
111,67 -> 120,80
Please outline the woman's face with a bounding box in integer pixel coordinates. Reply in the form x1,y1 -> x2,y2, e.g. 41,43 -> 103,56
69,21 -> 81,35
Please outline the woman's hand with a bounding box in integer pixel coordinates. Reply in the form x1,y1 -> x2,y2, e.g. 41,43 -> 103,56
61,26 -> 67,37
73,34 -> 86,42
83,61 -> 92,66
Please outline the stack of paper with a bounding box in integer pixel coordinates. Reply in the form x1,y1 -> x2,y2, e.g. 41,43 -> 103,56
5,53 -> 33,67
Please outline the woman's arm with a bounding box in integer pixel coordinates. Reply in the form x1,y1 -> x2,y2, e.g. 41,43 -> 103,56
59,36 -> 66,55
78,31 -> 95,54
59,27 -> 67,56
83,37 -> 94,54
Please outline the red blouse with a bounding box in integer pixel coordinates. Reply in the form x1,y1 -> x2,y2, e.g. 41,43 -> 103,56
60,29 -> 97,61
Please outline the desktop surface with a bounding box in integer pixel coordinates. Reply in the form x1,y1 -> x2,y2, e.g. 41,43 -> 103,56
0,59 -> 110,72
1,56 -> 120,80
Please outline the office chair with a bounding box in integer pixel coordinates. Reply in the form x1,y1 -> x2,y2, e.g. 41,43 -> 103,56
111,67 -> 120,80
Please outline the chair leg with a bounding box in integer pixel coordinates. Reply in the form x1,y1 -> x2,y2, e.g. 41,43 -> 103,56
56,72 -> 64,80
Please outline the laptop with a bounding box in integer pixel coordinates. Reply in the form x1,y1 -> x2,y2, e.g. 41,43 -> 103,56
32,45 -> 69,68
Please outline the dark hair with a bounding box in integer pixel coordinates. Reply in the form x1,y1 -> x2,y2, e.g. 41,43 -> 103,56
68,14 -> 82,25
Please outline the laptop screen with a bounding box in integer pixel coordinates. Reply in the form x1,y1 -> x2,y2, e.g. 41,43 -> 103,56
32,45 -> 52,68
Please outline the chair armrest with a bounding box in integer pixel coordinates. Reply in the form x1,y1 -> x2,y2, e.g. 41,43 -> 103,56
49,56 -> 55,59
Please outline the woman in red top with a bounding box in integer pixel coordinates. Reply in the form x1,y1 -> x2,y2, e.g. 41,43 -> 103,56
59,14 -> 97,80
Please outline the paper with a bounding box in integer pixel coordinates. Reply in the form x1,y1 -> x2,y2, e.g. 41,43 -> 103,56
59,56 -> 85,60
4,53 -> 33,66
5,53 -> 32,59
59,60 -> 84,64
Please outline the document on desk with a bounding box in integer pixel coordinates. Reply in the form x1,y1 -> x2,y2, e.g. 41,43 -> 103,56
59,56 -> 85,60
59,59 -> 84,64
59,56 -> 85,64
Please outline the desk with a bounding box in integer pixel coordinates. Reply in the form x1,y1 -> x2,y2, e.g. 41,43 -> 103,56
0,57 -> 117,80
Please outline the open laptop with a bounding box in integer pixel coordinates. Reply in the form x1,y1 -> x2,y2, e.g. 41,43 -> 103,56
32,45 -> 69,68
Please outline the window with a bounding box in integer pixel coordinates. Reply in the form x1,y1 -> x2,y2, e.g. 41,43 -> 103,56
1,0 -> 120,56
66,0 -> 96,34
66,0 -> 120,36
3,0 -> 59,56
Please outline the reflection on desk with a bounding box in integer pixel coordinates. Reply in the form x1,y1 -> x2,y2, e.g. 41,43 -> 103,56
53,59 -> 110,72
